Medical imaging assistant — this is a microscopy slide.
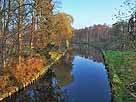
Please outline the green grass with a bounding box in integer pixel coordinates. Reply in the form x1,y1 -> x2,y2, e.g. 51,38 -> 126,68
104,50 -> 136,102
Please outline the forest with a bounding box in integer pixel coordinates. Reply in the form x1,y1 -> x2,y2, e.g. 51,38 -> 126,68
0,0 -> 73,100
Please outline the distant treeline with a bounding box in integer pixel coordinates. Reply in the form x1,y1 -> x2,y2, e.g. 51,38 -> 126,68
72,21 -> 132,50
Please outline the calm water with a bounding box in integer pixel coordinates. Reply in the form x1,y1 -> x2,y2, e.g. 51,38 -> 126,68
54,44 -> 111,102
4,44 -> 111,102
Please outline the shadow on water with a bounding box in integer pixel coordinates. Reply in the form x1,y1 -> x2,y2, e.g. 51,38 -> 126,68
4,69 -> 64,102
4,44 -> 111,102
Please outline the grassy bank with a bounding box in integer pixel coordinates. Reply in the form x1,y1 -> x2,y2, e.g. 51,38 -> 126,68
104,50 -> 136,102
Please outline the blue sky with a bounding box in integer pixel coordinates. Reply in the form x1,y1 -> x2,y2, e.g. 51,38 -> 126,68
61,0 -> 123,29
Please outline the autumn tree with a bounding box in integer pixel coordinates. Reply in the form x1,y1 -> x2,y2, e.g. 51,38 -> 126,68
0,0 -> 74,69
52,12 -> 73,49
0,0 -> 14,68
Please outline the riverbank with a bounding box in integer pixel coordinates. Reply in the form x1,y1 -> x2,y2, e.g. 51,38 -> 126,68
104,50 -> 136,102
0,51 -> 66,101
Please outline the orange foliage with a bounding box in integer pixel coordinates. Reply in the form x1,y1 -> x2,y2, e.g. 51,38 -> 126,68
11,57 -> 44,83
0,56 -> 45,93
0,75 -> 9,90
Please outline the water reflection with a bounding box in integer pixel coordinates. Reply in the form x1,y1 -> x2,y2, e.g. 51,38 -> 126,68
4,44 -> 111,102
53,50 -> 74,87
72,44 -> 104,62
54,44 -> 111,102
4,69 -> 63,102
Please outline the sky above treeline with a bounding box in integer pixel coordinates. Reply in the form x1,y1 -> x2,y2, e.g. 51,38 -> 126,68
61,0 -> 123,29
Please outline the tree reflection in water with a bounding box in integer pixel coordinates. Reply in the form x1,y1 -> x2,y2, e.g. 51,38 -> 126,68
53,44 -> 110,102
4,69 -> 66,102
3,44 -> 107,102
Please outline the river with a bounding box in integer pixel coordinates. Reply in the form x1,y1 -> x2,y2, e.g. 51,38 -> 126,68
4,44 -> 111,102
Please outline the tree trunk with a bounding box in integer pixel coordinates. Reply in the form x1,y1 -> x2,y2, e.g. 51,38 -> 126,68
18,0 -> 24,63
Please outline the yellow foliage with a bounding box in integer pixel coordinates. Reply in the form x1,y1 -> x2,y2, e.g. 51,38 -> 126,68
49,51 -> 62,61
52,12 -> 73,46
